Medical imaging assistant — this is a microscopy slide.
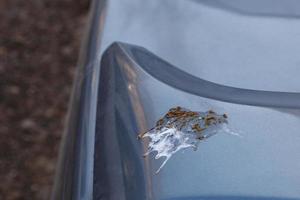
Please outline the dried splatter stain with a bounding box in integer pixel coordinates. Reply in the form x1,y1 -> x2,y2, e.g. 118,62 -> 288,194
138,106 -> 235,173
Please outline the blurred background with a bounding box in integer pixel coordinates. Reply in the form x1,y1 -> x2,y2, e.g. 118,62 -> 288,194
0,0 -> 90,199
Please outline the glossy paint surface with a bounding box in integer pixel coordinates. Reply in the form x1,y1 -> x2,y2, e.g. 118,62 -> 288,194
52,1 -> 300,200
94,43 -> 300,199
51,0 -> 107,199
101,0 -> 300,92
94,1 -> 300,199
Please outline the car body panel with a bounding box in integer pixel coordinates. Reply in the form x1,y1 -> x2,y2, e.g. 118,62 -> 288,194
52,0 -> 300,199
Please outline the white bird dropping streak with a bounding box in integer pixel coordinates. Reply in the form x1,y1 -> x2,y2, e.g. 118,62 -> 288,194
138,106 -> 238,173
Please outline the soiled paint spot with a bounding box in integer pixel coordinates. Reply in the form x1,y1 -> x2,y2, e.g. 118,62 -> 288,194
138,106 -> 239,173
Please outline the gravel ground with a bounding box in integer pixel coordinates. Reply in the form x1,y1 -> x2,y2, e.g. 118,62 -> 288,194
0,0 -> 89,199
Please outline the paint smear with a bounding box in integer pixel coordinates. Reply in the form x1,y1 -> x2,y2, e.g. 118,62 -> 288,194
138,106 -> 239,173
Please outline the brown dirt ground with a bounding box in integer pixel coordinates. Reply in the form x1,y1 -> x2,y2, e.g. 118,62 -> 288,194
0,0 -> 90,199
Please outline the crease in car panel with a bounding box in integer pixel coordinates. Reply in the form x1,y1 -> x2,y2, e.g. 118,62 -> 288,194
115,42 -> 300,109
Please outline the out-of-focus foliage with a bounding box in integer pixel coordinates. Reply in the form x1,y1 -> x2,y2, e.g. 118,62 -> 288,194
0,0 -> 89,199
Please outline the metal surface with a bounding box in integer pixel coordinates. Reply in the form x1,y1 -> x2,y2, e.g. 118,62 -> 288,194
94,1 -> 300,199
100,0 -> 300,93
51,0 -> 107,199
94,42 -> 300,199
52,0 -> 300,199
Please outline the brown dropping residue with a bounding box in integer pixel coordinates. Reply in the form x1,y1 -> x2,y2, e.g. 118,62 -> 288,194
138,106 -> 237,174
